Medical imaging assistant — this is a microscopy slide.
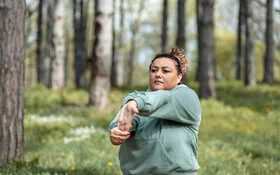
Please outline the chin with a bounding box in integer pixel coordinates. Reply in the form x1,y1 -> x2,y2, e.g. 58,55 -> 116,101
151,85 -> 164,91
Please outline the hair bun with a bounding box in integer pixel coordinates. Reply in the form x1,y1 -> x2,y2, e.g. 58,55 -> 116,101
169,48 -> 188,74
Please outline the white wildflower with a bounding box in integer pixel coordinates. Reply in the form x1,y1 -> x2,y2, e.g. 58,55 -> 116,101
70,126 -> 96,136
63,135 -> 90,144
64,126 -> 96,144
25,114 -> 74,125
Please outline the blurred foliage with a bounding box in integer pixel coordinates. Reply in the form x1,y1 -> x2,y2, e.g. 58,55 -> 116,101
215,28 -> 236,80
24,84 -> 62,114
198,81 -> 280,175
60,88 -> 89,106
2,81 -> 279,174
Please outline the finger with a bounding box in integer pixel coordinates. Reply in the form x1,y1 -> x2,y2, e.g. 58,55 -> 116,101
110,127 -> 129,145
110,135 -> 121,145
111,135 -> 129,145
112,126 -> 130,136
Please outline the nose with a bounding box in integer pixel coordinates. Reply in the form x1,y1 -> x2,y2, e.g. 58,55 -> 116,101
155,70 -> 162,78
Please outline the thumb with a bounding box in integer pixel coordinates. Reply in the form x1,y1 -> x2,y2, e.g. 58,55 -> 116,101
132,106 -> 139,114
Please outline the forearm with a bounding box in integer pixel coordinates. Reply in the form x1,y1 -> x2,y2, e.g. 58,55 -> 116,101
108,110 -> 121,131
123,86 -> 201,125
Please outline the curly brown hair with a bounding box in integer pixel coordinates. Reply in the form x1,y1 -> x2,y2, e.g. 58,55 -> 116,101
168,48 -> 188,75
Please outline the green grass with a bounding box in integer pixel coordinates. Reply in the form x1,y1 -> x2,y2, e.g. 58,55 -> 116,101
1,81 -> 279,175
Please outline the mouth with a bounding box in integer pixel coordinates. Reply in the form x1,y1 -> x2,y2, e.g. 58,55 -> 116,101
154,81 -> 163,84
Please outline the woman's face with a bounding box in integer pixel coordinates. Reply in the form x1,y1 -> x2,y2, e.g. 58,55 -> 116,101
149,57 -> 182,91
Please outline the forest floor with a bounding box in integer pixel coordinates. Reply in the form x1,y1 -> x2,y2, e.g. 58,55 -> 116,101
1,81 -> 279,175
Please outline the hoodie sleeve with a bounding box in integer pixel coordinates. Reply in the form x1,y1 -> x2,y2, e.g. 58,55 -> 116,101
123,85 -> 201,127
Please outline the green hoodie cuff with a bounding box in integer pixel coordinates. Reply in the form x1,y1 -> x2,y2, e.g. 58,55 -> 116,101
134,96 -> 145,112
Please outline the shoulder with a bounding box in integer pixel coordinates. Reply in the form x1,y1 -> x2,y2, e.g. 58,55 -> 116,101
172,85 -> 200,102
173,84 -> 198,95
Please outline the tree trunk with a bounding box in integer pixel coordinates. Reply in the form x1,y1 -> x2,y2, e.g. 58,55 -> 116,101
45,0 -> 56,88
176,0 -> 186,49
196,0 -> 202,82
36,0 -> 45,85
111,0 -> 116,87
89,0 -> 113,108
176,0 -> 187,84
51,0 -> 65,90
111,0 -> 125,87
0,0 -> 25,166
263,0 -> 274,84
198,0 -> 216,98
73,0 -> 88,89
236,0 -> 244,80
244,0 -> 256,86
161,0 -> 168,52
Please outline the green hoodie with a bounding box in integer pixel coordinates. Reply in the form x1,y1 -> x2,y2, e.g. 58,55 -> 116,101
108,84 -> 201,175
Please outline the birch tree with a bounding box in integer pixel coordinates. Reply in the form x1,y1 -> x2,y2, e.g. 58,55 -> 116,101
89,0 -> 113,108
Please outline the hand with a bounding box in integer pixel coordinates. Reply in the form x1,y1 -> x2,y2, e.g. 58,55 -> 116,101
110,127 -> 131,145
117,100 -> 139,132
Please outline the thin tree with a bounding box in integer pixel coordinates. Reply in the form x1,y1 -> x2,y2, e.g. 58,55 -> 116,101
197,0 -> 216,98
45,0 -> 56,88
196,0 -> 202,82
176,0 -> 186,49
36,0 -> 47,85
51,0 -> 65,90
236,0 -> 245,80
111,0 -> 117,87
73,0 -> 88,89
89,0 -> 113,108
111,0 -> 125,87
162,0 -> 168,52
263,0 -> 274,84
127,0 -> 145,85
0,0 -> 25,165
244,0 -> 256,86
176,0 -> 187,84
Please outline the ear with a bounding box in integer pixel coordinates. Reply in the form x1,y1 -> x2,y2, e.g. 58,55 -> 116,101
177,74 -> 182,84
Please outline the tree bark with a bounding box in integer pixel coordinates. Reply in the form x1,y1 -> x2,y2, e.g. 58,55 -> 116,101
89,0 -> 113,108
198,0 -> 216,98
244,0 -> 256,86
111,0 -> 124,87
45,0 -> 56,88
176,0 -> 186,49
0,0 -> 25,166
161,0 -> 168,52
236,0 -> 244,80
36,0 -> 45,85
176,0 -> 187,84
263,0 -> 274,84
73,0 -> 88,89
51,0 -> 65,90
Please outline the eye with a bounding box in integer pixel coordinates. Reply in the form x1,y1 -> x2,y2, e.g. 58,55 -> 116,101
150,68 -> 157,73
163,70 -> 170,73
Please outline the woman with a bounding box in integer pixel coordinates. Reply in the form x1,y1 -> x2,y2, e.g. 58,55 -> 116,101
109,48 -> 201,175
